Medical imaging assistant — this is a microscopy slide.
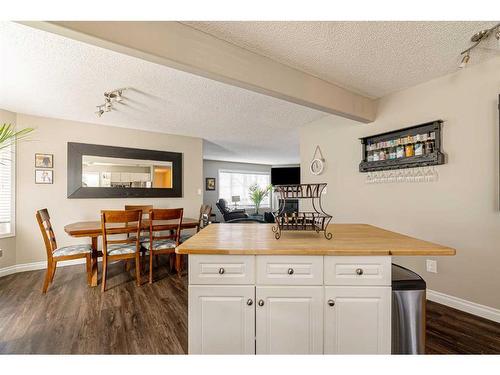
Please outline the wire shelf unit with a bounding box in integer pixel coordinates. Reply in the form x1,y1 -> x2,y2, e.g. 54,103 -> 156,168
272,183 -> 333,240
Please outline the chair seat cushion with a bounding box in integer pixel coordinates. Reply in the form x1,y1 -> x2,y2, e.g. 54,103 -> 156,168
53,244 -> 92,257
107,243 -> 137,256
130,235 -> 150,244
142,239 -> 177,251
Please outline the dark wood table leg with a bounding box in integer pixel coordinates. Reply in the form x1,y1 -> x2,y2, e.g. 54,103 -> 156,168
175,254 -> 183,276
90,236 -> 99,287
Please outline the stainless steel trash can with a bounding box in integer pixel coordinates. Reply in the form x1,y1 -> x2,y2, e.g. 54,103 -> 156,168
392,264 -> 426,354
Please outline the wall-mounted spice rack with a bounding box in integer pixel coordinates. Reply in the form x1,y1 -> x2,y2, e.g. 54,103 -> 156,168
359,120 -> 445,172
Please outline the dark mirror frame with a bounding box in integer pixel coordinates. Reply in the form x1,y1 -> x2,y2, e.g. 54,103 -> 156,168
67,142 -> 183,199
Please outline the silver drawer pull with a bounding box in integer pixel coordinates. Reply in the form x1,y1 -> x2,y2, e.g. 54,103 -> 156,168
258,299 -> 264,307
327,299 -> 335,307
287,268 -> 294,275
218,267 -> 225,275
355,268 -> 364,275
247,299 -> 253,306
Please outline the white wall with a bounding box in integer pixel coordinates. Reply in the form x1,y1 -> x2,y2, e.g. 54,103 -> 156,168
0,109 -> 17,269
203,159 -> 272,221
14,114 -> 203,265
300,56 -> 500,309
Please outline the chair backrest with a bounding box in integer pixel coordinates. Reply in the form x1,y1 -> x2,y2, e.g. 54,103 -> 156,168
125,205 -> 153,216
148,208 -> 183,245
198,204 -> 212,231
216,199 -> 229,214
101,210 -> 142,255
36,208 -> 57,259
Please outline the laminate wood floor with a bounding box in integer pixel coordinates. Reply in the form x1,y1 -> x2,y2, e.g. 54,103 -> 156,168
1,263 -> 499,354
0,261 -> 188,354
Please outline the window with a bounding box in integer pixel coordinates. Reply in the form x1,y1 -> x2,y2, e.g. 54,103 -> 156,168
0,143 -> 14,237
218,170 -> 271,208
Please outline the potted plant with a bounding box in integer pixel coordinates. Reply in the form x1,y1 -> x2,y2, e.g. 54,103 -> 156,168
248,183 -> 272,215
0,123 -> 34,161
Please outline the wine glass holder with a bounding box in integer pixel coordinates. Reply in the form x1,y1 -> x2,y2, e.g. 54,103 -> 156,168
272,183 -> 333,240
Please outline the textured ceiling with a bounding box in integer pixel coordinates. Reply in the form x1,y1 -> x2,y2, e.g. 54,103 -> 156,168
0,22 -> 326,165
184,21 -> 500,98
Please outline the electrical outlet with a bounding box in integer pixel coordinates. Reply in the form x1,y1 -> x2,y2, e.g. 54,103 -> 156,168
426,259 -> 437,273
197,188 -> 202,196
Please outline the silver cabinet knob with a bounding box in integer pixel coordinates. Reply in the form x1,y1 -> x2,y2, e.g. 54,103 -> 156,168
327,299 -> 335,307
355,268 -> 364,275
287,268 -> 294,275
218,267 -> 225,275
258,299 -> 264,307
247,299 -> 253,306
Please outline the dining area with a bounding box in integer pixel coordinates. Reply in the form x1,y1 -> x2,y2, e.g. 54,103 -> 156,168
36,204 -> 212,293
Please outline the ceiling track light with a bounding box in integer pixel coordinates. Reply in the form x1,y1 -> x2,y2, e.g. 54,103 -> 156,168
95,88 -> 127,117
459,22 -> 500,69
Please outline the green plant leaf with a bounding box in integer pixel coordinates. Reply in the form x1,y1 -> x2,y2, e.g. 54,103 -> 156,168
0,123 -> 34,152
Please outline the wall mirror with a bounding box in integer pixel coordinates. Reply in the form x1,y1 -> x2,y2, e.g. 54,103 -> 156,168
68,142 -> 182,198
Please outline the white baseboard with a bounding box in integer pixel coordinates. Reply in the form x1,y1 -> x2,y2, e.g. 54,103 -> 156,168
427,289 -> 500,323
0,258 -> 87,278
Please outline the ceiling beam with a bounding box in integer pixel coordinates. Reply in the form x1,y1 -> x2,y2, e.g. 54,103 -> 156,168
19,21 -> 377,123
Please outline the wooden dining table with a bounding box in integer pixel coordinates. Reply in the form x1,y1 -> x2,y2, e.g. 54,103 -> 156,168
64,217 -> 199,287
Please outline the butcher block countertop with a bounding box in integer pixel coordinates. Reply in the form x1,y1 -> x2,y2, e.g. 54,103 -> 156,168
175,223 -> 455,256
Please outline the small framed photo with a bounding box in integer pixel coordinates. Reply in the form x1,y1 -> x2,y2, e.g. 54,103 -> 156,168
35,169 -> 53,184
205,177 -> 216,191
35,153 -> 53,168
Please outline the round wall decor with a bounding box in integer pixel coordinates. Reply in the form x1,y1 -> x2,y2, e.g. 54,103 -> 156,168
310,146 -> 325,175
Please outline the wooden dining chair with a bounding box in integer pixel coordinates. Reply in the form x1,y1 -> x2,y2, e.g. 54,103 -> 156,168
180,204 -> 212,243
36,209 -> 92,293
101,209 -> 143,292
124,204 -> 153,268
143,208 -> 183,283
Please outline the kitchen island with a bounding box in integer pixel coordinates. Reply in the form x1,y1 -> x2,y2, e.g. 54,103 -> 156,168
176,224 -> 455,354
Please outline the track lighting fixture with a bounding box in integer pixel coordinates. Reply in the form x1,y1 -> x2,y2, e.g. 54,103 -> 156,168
95,88 -> 127,117
459,22 -> 500,69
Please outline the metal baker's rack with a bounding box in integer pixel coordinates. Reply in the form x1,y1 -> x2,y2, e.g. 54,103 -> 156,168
272,183 -> 333,240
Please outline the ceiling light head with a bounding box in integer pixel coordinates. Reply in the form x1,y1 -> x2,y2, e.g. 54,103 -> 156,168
459,53 -> 470,69
95,109 -> 104,117
470,29 -> 491,43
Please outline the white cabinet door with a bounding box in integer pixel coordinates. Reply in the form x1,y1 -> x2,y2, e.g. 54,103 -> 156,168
324,286 -> 391,354
256,286 -> 323,354
189,285 -> 255,354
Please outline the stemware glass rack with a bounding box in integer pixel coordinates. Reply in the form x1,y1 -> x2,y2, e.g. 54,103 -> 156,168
272,183 -> 333,240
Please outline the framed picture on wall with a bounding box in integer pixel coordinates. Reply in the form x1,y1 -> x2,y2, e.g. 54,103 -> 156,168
205,177 -> 216,191
35,169 -> 53,184
35,153 -> 54,168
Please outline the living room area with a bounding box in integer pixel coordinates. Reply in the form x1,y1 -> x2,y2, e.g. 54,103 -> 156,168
203,159 -> 300,223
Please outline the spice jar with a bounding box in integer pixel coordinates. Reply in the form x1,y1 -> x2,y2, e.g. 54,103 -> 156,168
414,140 -> 423,156
405,143 -> 414,157
396,144 -> 405,158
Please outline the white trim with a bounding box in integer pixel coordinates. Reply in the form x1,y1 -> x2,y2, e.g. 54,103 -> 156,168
0,141 -> 15,237
427,289 -> 500,323
0,258 -> 87,278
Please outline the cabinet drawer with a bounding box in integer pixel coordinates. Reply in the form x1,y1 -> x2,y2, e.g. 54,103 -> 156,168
324,256 -> 391,286
189,255 -> 255,285
256,256 -> 323,285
